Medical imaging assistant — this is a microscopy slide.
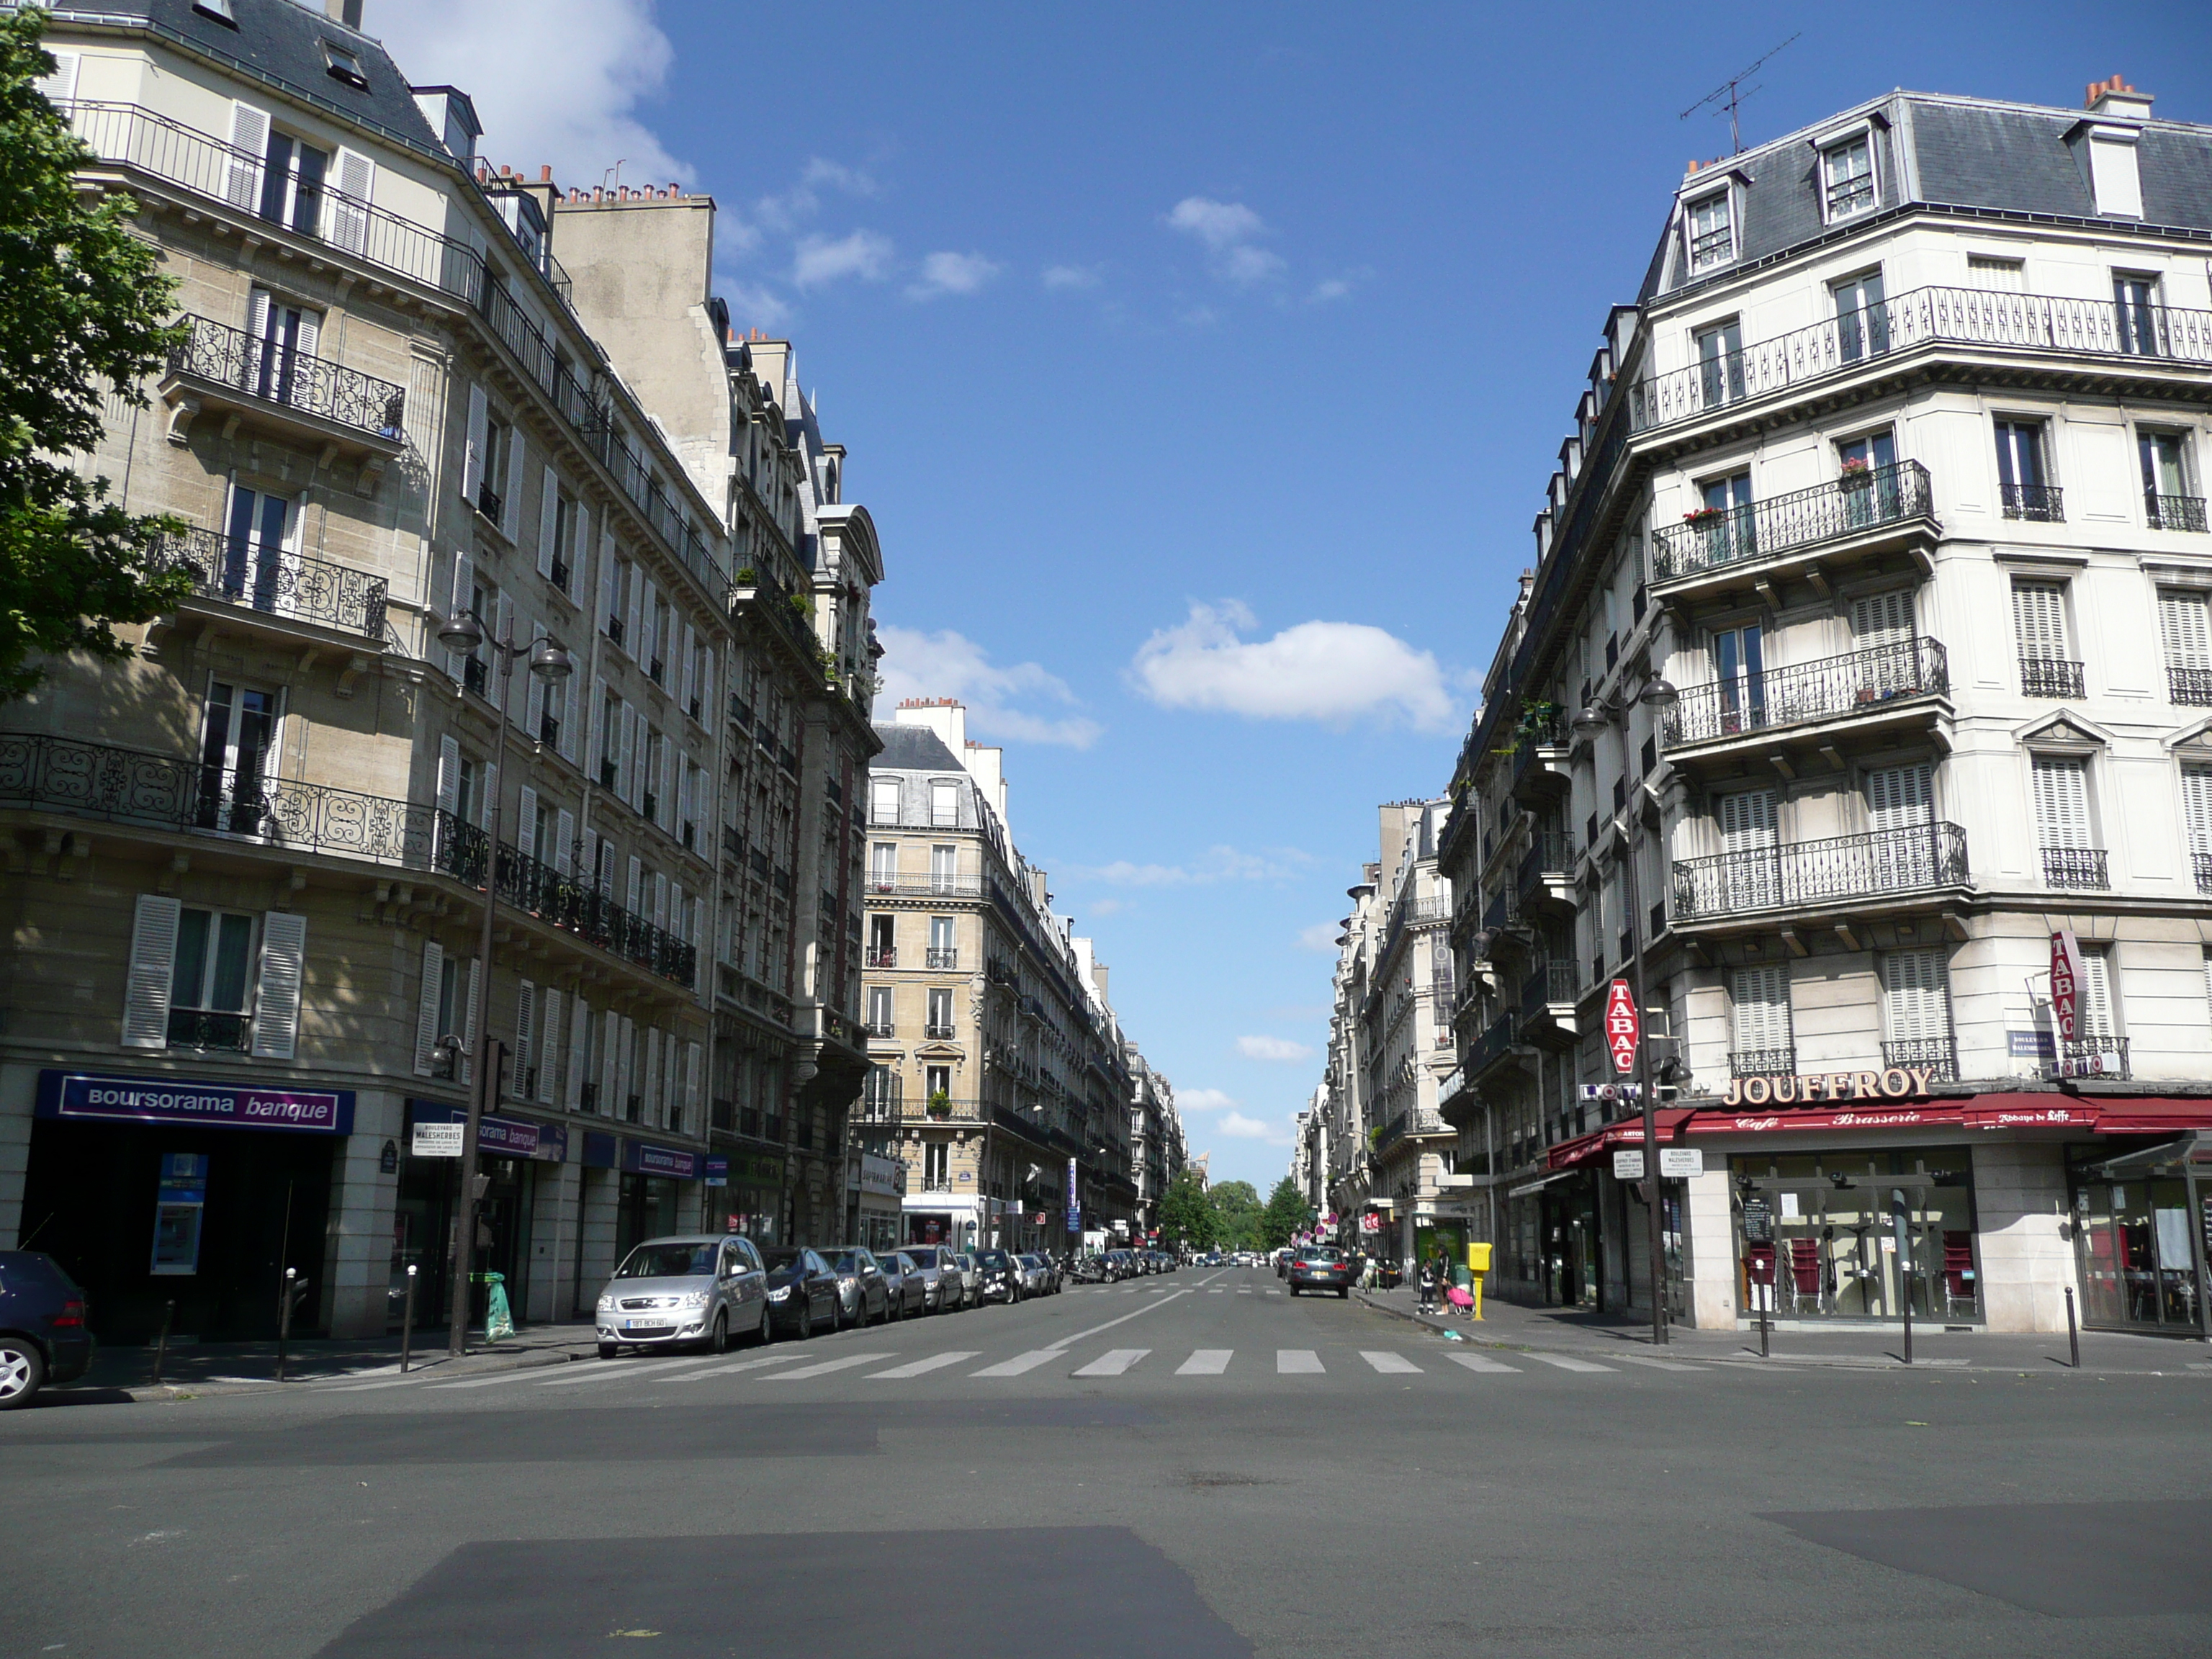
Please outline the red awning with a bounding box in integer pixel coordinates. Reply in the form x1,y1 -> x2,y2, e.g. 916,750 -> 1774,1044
1547,1110 -> 1694,1170
1678,1093 -> 2212,1140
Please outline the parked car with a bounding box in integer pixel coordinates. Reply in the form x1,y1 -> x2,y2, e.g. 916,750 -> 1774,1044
1071,1254 -> 1110,1285
974,1248 -> 1022,1303
0,1250 -> 94,1409
825,1248 -> 891,1328
878,1251 -> 927,1319
760,1246 -> 842,1336
1286,1245 -> 1352,1298
595,1234 -> 769,1358
1274,1248 -> 1292,1279
901,1245 -> 962,1312
1103,1249 -> 1136,1281
946,1251 -> 981,1305
1015,1253 -> 1052,1297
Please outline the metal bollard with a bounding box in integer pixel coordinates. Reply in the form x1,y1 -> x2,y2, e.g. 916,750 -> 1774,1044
1901,1274 -> 1913,1366
150,1299 -> 175,1386
2065,1285 -> 2081,1369
400,1264 -> 419,1374
276,1267 -> 297,1381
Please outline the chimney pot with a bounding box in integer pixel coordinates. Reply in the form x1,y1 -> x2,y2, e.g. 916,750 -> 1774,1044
540,164 -> 552,183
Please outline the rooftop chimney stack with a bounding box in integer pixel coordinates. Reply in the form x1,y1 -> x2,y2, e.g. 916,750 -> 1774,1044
325,0 -> 363,26
2085,74 -> 2153,120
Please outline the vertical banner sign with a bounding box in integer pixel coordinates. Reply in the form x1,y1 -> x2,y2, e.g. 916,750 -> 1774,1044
1066,1158 -> 1080,1233
2049,930 -> 2085,1042
1604,978 -> 1640,1075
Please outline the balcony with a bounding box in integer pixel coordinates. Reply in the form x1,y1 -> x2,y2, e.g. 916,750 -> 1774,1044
1671,823 -> 1970,926
865,947 -> 897,968
1509,710 -> 1570,805
864,1019 -> 894,1039
1467,1012 -> 1521,1082
1651,462 -> 1934,593
1883,1036 -> 1959,1083
1630,286 -> 2212,438
2041,847 -> 2110,891
925,1021 -> 957,1040
726,562 -> 820,660
1730,1047 -> 1797,1078
926,948 -> 960,969
2170,668 -> 2212,708
2147,492 -> 2209,533
2051,1035 -> 2130,1081
1664,638 -> 1948,760
2196,852 -> 2212,895
161,315 -> 406,466
2001,484 -> 2065,524
864,874 -> 984,899
1515,830 -> 1578,910
2020,657 -> 2085,699
166,1009 -> 250,1053
158,526 -> 387,642
1517,960 -> 1581,1051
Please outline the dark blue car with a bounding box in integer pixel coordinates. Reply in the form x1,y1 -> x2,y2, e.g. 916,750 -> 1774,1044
0,1251 -> 95,1408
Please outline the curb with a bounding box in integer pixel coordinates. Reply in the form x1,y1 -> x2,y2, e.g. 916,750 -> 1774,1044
84,1340 -> 600,1403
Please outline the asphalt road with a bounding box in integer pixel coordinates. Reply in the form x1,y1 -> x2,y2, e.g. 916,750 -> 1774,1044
6,1264 -> 2211,1658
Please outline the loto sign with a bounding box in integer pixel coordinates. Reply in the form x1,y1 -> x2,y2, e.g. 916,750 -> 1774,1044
2049,930 -> 2086,1042
1604,979 -> 1640,1075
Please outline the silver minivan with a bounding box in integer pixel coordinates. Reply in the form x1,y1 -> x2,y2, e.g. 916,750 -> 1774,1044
595,1233 -> 770,1357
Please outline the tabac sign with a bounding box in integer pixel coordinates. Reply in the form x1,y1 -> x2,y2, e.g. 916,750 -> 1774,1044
1604,979 -> 1640,1074
1721,1065 -> 1940,1107
2050,930 -> 2086,1042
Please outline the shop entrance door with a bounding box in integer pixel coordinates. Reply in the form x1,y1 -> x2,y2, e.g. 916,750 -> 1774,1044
2073,1178 -> 2204,1334
1730,1149 -> 1980,1323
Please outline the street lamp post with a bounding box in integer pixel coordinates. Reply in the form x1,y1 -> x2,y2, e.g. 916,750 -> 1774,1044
432,604 -> 572,1359
1574,676 -> 1677,1349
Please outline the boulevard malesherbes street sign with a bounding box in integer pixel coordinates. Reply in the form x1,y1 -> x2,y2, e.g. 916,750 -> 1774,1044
1604,979 -> 1639,1074
2050,930 -> 2085,1041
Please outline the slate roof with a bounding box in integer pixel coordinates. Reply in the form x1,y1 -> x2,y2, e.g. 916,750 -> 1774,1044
872,723 -> 964,774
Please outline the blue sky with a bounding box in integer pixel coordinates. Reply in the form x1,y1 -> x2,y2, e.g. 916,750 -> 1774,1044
381,0 -> 2211,1189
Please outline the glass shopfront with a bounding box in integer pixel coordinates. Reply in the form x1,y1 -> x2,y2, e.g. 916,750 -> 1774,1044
2070,1140 -> 2209,1335
616,1173 -> 683,1259
1543,1179 -> 1601,1310
1730,1146 -> 1980,1323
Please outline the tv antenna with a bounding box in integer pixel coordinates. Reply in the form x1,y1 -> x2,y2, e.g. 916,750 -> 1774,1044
1679,33 -> 1799,156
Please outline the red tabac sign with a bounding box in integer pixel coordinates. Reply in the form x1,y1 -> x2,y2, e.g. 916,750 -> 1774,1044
1604,979 -> 1640,1075
2050,930 -> 2085,1042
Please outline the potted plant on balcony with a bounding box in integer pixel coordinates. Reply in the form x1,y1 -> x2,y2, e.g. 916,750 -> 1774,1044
1515,697 -> 1561,745
926,1089 -> 952,1119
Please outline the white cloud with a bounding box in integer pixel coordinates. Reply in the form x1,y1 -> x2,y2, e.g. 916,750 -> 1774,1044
1042,264 -> 1102,290
717,280 -> 792,331
792,230 -> 894,289
1295,921 -> 1341,953
1131,601 -> 1457,732
907,251 -> 1002,300
1220,1112 -> 1291,1144
1075,845 -> 1309,888
1086,896 -> 1131,917
1165,196 -> 1283,289
1237,1035 -> 1313,1064
755,157 -> 878,233
374,0 -> 687,187
1308,278 -> 1352,303
876,625 -> 1102,748
1178,1088 -> 1238,1112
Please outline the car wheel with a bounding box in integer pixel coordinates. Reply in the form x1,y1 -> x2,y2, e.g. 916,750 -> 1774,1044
791,1300 -> 810,1341
707,1311 -> 729,1355
1338,1287 -> 1350,1299
597,1342 -> 619,1361
757,1305 -> 774,1346
834,1296 -> 848,1334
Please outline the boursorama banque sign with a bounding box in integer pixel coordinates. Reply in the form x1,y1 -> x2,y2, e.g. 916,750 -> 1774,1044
1719,1065 -> 1939,1107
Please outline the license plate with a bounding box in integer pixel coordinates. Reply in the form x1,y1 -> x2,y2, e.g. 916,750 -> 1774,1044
623,1320 -> 651,1332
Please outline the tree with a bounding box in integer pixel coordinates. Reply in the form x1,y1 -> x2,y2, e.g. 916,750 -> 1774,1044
1157,1169 -> 1215,1251
1208,1181 -> 1263,1252
1260,1177 -> 1308,1250
0,8 -> 189,701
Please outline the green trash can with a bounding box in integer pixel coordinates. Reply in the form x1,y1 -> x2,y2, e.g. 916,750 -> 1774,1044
477,1272 -> 514,1342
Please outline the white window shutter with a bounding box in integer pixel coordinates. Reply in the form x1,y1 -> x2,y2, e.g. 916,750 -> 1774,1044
1719,788 -> 1777,852
250,911 -> 308,1060
413,940 -> 444,1076
503,426 -> 526,541
627,856 -> 643,914
601,1009 -> 621,1113
583,827 -> 601,892
640,578 -> 658,667
461,957 -> 482,1084
518,785 -> 539,859
225,102 -> 269,210
480,762 -> 497,830
616,1015 -> 635,1113
2012,580 -> 2068,660
660,741 -> 675,830
2032,758 -> 2091,850
295,306 -> 320,365
1851,589 -> 1913,647
539,989 -> 562,1105
671,881 -> 686,945
1866,763 -> 1932,830
652,872 -> 667,931
685,1041 -> 702,1128
35,50 -> 78,107
701,648 -> 715,721
2159,593 -> 2211,675
679,622 -> 697,714
513,979 -> 536,1090
625,571 -> 643,662
557,677 -> 578,764
567,997 -> 590,1111
437,735 -> 461,817
1880,948 -> 1948,1043
526,657 -> 547,737
462,385 -> 488,508
619,705 -> 637,806
587,682 -> 605,773
1728,963 -> 1791,1052
2182,766 -> 2212,855
643,1028 -> 663,1126
599,534 -> 618,631
2079,950 -> 2116,1039
122,894 -> 181,1048
555,807 -> 577,876
537,465 -> 559,579
328,147 -> 374,253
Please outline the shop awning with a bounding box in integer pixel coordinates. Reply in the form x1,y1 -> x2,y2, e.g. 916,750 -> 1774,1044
1547,1110 -> 1694,1170
1507,1170 -> 1580,1198
1672,1094 -> 2212,1141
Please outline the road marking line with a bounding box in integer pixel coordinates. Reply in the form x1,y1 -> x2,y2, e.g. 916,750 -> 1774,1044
1277,1349 -> 1325,1375
972,1349 -> 1061,1377
757,1352 -> 896,1381
1236,1288 -> 1251,1295
318,1377 -> 435,1393
867,1352 -> 979,1379
1362,1351 -> 1423,1375
1177,1349 -> 1232,1375
1446,1353 -> 1521,1375
530,1355 -> 711,1388
663,1352 -> 809,1382
1038,1288 -> 1195,1353
1071,1348 -> 1149,1377
1609,1353 -> 1702,1373
1526,1353 -> 1616,1373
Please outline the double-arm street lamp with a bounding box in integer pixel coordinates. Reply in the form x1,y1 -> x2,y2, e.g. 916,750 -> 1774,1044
431,604 -> 573,1358
1573,675 -> 1677,1349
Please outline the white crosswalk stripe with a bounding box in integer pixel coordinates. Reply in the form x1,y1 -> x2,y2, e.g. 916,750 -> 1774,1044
1208,1287 -> 1224,1294
665,1352 -> 809,1382
524,1355 -> 708,1389
1446,1352 -> 1521,1375
1526,1353 -> 1617,1373
1609,1353 -> 1703,1372
1361,1351 -> 1422,1375
757,1352 -> 896,1382
1277,1349 -> 1324,1375
972,1349 -> 1062,1377
867,1352 -> 979,1379
1071,1348 -> 1148,1377
1177,1349 -> 1232,1375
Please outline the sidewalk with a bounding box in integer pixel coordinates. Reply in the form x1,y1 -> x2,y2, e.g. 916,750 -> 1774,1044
1355,1285 -> 2212,1375
59,1319 -> 601,1402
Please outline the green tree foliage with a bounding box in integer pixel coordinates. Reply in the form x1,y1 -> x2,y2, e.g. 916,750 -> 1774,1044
1208,1180 -> 1263,1251
0,8 -> 189,701
1261,1177 -> 1308,1249
1157,1169 -> 1216,1251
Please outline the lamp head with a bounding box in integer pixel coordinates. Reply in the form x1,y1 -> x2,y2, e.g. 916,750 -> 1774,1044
529,639 -> 575,681
1637,677 -> 1680,711
434,610 -> 484,654
1570,704 -> 1608,737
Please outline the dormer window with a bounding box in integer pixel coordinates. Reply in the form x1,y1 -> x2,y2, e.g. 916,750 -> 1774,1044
193,0 -> 238,22
323,42 -> 369,89
1687,191 -> 1734,273
1822,134 -> 1876,220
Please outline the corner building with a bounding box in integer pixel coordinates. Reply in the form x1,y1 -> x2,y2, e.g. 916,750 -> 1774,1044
1440,78 -> 2212,1337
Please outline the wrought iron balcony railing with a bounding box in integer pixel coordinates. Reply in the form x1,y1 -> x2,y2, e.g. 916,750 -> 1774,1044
926,948 -> 960,969
1516,830 -> 1578,896
0,734 -> 693,985
2001,483 -> 2065,523
925,1021 -> 957,1039
168,313 -> 405,441
2051,1035 -> 2129,1081
2146,493 -> 2208,533
864,948 -> 896,968
1664,637 -> 1948,747
2041,847 -> 2110,891
167,1009 -> 249,1052
2195,851 -> 2212,895
1882,1036 -> 1959,1082
1630,285 -> 2212,435
1672,822 -> 1969,922
156,526 -> 387,640
2170,668 -> 2212,707
1730,1047 -> 1797,1078
1519,959 -> 1581,1020
1653,462 -> 1932,583
2020,657 -> 2085,698
864,875 -> 984,898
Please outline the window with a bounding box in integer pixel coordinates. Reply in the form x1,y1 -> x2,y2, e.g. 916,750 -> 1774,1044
1995,420 -> 2059,522
1866,763 -> 1932,830
928,915 -> 956,969
1832,270 -> 1889,363
1851,588 -> 1913,649
1710,622 -> 1763,734
1822,135 -> 1876,220
2032,755 -> 2105,889
2114,274 -> 2163,357
322,40 -> 368,89
2140,431 -> 2203,532
1716,787 -> 1778,910
2055,948 -> 2123,1077
253,131 -> 328,237
2162,591 -> 2212,705
480,415 -> 513,526
220,485 -> 299,611
930,844 -> 958,892
868,914 -> 896,966
1691,470 -> 1753,565
550,491 -> 579,593
1687,191 -> 1733,272
197,680 -> 279,834
926,987 -> 955,1038
1881,948 -> 1956,1077
246,287 -> 323,408
2010,579 -> 2078,697
603,555 -> 629,646
866,984 -> 894,1038
170,909 -> 257,1050
1694,319 -> 1744,408
929,779 -> 960,828
1966,255 -> 2026,293
923,1142 -> 950,1191
924,1064 -> 951,1103
871,778 -> 900,824
1727,964 -> 1793,1072
2182,765 -> 2212,893
870,842 -> 897,888
194,0 -> 237,20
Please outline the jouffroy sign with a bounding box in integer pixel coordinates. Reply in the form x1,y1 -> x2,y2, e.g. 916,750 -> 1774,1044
1604,979 -> 1639,1074
1720,1065 -> 1938,1107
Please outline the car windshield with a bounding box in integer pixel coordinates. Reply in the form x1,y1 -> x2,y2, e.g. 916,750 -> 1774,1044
905,1249 -> 938,1267
614,1241 -> 716,1279
976,1250 -> 1012,1269
1299,1249 -> 1343,1262
760,1248 -> 806,1274
827,1252 -> 871,1273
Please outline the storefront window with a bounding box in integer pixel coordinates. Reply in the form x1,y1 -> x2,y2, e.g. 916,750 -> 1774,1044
2072,1166 -> 2205,1334
616,1174 -> 682,1258
1730,1147 -> 1979,1323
